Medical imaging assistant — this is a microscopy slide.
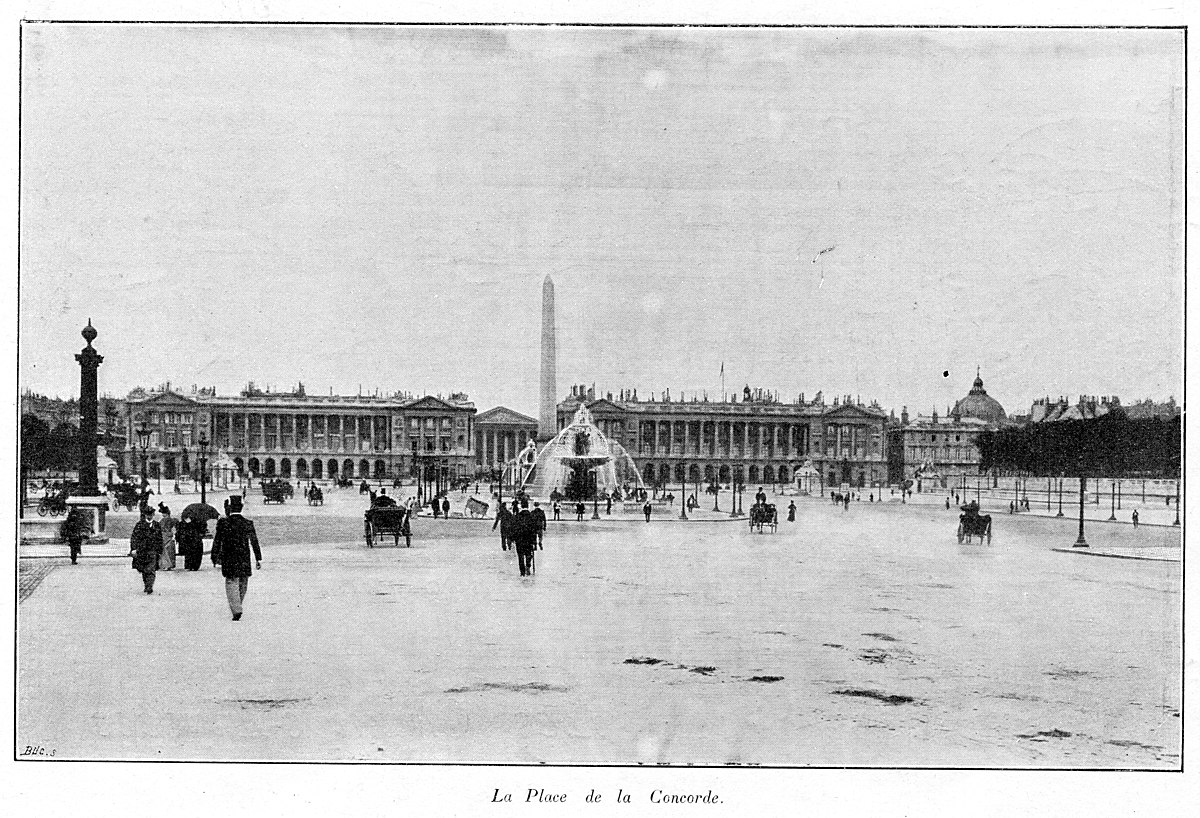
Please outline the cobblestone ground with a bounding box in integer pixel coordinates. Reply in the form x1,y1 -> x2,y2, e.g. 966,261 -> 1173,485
18,559 -> 66,603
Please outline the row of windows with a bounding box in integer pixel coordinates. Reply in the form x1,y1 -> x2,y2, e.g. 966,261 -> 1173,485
143,411 -> 200,426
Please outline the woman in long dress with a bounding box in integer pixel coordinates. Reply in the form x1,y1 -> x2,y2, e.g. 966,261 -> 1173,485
157,503 -> 177,570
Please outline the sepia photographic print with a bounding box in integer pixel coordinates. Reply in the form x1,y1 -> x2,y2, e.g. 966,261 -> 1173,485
8,6 -> 1190,815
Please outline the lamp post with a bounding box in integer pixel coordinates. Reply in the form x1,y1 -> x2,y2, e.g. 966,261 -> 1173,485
1073,476 -> 1089,547
1056,478 -> 1063,517
1117,480 -> 1122,511
1174,478 -> 1180,527
198,431 -> 209,506
136,424 -> 150,488
1047,478 -> 1051,512
1107,479 -> 1116,521
678,464 -> 688,521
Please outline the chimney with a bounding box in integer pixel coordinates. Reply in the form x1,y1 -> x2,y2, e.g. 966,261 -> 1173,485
901,406 -> 909,425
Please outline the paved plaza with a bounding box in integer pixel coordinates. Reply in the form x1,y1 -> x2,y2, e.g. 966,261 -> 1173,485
17,488 -> 1181,768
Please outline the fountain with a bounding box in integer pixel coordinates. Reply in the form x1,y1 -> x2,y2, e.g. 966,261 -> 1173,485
510,404 -> 645,501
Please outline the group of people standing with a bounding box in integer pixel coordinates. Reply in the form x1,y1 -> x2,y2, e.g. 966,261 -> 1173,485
129,496 -> 262,620
492,499 -> 546,576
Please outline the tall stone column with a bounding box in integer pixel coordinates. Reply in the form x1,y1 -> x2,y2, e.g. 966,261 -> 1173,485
538,275 -> 557,442
65,320 -> 110,541
75,320 -> 103,496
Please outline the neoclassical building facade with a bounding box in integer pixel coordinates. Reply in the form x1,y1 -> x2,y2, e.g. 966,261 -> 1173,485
123,383 -> 476,484
474,406 -> 539,475
555,384 -> 890,491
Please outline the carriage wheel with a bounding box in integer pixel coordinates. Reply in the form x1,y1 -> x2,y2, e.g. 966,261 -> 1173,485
37,502 -> 48,517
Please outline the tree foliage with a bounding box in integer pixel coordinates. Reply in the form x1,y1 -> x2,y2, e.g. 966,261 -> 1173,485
21,414 -> 83,473
976,412 -> 1181,478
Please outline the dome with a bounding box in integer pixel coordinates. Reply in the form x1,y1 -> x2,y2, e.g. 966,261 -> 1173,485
952,371 -> 1007,425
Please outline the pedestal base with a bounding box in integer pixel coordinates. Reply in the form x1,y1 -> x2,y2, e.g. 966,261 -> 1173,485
65,496 -> 110,543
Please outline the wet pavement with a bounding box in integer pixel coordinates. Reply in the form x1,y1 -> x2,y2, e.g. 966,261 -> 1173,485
16,492 -> 1181,767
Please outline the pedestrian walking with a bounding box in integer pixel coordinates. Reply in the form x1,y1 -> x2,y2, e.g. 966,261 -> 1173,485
441,497 -> 450,519
787,500 -> 796,522
130,505 -> 164,594
61,506 -> 89,564
532,501 -> 546,549
157,503 -> 177,570
605,494 -> 612,515
643,500 -> 652,523
513,501 -> 537,576
210,495 -> 261,621
177,512 -> 205,571
492,503 -> 513,551
1132,509 -> 1139,528
553,500 -> 561,521
575,501 -> 585,522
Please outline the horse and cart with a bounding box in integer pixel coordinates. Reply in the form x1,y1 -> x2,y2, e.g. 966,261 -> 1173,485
364,505 -> 412,547
262,479 -> 293,505
749,501 -> 778,533
957,502 -> 993,544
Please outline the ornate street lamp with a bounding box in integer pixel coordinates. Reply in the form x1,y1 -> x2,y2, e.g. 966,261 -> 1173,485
136,424 -> 150,487
1107,479 -> 1116,521
1056,478 -> 1064,517
198,431 -> 209,505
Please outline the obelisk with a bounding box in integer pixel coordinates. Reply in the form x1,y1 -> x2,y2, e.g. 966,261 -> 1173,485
539,275 -> 557,442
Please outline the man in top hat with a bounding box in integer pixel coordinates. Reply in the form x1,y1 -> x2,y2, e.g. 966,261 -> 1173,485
211,495 -> 262,621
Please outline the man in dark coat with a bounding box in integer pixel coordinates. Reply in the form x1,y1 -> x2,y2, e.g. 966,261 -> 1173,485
211,495 -> 261,621
531,501 -> 547,549
441,497 -> 450,519
492,503 -> 513,550
373,488 -> 396,508
61,506 -> 89,564
643,500 -> 652,523
513,501 -> 536,576
177,513 -> 205,571
130,505 -> 163,594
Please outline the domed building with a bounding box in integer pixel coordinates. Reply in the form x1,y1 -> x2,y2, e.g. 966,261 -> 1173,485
952,370 -> 1008,425
886,370 -> 1009,491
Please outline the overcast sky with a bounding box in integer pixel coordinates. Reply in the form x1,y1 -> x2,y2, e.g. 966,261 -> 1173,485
19,24 -> 1183,418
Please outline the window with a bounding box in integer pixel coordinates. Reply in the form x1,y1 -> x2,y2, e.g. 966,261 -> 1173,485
151,412 -> 160,424
931,435 -> 936,442
457,418 -> 466,428
166,430 -> 176,447
183,430 -> 192,447
151,432 -> 160,447
442,417 -> 452,429
409,417 -> 418,429
955,435 -> 961,442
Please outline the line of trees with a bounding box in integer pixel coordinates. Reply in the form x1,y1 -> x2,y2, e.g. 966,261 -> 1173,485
976,411 -> 1181,544
976,413 -> 1181,480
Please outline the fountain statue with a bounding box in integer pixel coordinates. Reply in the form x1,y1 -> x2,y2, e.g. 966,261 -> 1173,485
513,404 -> 645,501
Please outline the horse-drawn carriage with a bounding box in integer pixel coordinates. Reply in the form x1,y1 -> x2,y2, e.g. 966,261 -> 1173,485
364,506 -> 411,547
110,482 -> 143,512
957,502 -> 992,544
262,479 -> 293,505
749,502 -> 778,533
306,485 -> 324,506
335,476 -> 353,489
36,491 -> 69,517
